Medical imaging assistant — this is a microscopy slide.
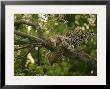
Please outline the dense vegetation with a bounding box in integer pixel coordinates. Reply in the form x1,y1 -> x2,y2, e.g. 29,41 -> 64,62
14,14 -> 97,76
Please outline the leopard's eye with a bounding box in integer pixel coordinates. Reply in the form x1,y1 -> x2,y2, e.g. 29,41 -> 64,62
65,38 -> 68,41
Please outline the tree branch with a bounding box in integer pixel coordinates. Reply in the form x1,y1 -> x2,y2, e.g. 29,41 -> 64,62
14,20 -> 36,28
15,20 -> 47,41
14,30 -> 44,43
64,49 -> 97,69
14,39 -> 31,45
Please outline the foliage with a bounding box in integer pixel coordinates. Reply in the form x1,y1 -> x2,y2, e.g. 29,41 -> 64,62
14,14 -> 97,76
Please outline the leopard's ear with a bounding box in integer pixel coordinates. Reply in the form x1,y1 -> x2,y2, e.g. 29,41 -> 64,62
65,30 -> 72,37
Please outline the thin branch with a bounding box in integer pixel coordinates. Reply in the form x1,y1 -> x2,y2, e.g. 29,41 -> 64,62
14,39 -> 31,45
37,47 -> 41,66
14,43 -> 42,51
24,45 -> 35,58
15,45 -> 35,60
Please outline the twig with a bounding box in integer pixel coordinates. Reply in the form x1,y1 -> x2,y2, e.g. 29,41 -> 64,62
37,47 -> 41,66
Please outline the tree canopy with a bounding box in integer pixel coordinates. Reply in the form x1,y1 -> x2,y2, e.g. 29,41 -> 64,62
14,14 -> 97,76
